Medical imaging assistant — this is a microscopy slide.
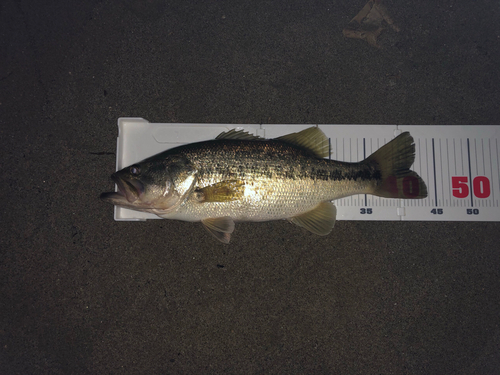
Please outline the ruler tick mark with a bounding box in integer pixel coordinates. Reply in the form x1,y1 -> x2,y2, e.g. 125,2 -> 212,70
489,138 -> 495,206
363,138 -> 367,207
467,138 -> 474,207
432,139 -> 438,207
439,138 -> 444,205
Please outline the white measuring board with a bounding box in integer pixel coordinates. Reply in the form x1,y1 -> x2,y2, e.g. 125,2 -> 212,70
110,118 -> 500,222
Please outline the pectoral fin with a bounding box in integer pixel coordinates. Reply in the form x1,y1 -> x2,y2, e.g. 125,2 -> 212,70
195,180 -> 245,203
289,202 -> 337,235
201,217 -> 235,244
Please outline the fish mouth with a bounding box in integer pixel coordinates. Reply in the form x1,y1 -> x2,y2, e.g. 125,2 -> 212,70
100,174 -> 145,205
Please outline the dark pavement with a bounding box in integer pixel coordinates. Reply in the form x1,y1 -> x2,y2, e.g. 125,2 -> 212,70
1,0 -> 500,373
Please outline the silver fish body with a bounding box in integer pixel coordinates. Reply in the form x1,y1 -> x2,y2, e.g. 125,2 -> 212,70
101,127 -> 427,243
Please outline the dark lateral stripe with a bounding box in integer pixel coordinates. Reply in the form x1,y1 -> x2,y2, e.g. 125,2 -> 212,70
313,167 -> 381,182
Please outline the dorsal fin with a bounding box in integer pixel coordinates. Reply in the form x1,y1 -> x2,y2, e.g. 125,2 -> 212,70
275,127 -> 330,158
216,129 -> 263,140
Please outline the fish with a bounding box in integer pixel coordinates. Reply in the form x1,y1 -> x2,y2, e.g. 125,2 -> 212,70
101,127 -> 428,243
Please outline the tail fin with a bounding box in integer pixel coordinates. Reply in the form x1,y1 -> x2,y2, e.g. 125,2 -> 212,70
366,132 -> 427,199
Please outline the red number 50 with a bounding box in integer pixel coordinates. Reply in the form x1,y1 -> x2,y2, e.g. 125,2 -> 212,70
452,176 -> 490,198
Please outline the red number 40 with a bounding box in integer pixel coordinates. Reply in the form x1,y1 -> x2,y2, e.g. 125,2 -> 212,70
452,176 -> 490,198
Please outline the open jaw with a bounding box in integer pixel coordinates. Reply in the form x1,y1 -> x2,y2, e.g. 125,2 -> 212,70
100,174 -> 144,206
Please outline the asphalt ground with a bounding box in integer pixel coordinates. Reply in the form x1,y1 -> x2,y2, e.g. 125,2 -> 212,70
1,0 -> 500,373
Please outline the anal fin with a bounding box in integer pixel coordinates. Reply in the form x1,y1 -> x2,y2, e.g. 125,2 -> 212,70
289,202 -> 337,236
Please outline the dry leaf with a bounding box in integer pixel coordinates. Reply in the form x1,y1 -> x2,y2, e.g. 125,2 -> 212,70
343,0 -> 400,48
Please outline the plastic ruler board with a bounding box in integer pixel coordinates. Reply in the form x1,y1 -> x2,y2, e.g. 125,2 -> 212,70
111,118 -> 500,222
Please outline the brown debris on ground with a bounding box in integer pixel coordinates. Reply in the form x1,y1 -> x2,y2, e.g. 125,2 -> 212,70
343,0 -> 400,48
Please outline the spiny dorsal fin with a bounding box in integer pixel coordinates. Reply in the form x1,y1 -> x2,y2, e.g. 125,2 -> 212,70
216,129 -> 263,140
275,127 -> 330,158
288,201 -> 337,235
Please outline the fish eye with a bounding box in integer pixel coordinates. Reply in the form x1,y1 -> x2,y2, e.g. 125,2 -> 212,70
129,165 -> 141,175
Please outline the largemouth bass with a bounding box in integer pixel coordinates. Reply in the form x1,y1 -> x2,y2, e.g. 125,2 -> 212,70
101,127 -> 427,243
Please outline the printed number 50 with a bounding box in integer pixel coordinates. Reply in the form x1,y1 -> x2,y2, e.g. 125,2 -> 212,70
452,176 -> 490,198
